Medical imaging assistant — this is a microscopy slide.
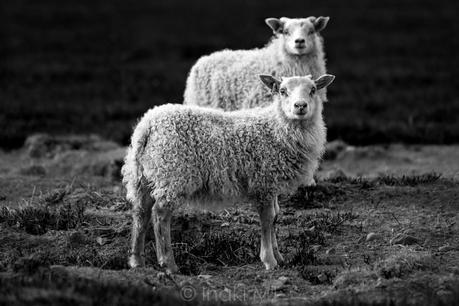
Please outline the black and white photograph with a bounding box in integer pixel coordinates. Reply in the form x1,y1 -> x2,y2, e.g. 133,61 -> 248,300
0,0 -> 458,305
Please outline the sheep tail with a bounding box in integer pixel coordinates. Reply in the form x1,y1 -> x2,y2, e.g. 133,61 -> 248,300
183,65 -> 199,105
121,117 -> 151,203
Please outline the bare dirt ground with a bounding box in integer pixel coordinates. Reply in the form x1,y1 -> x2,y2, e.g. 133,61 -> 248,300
0,135 -> 458,305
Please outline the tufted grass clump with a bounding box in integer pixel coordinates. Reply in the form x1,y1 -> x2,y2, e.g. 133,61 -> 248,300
376,248 -> 435,279
0,201 -> 86,235
378,173 -> 442,187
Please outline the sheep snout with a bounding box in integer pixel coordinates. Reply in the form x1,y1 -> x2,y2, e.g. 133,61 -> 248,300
294,38 -> 306,48
294,101 -> 309,115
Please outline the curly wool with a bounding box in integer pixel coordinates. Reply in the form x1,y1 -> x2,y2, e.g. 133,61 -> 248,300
183,35 -> 327,111
122,98 -> 326,210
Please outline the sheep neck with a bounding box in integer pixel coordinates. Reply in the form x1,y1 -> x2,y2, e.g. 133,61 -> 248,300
269,98 -> 326,162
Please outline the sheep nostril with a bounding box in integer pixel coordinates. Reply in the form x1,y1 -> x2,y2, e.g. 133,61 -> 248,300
295,39 -> 305,45
294,103 -> 307,110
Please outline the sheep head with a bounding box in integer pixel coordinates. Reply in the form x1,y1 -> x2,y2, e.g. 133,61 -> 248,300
265,16 -> 329,56
260,74 -> 335,120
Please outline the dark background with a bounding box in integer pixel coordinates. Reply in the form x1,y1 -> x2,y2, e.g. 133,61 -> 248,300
1,0 -> 458,149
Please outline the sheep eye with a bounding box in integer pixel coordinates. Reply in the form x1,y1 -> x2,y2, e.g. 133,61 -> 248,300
283,29 -> 289,35
308,30 -> 314,35
280,88 -> 288,96
310,87 -> 316,96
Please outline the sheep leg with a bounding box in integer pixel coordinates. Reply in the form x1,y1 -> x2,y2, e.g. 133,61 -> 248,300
271,196 -> 284,264
129,190 -> 153,268
258,201 -> 277,270
302,160 -> 318,187
152,203 -> 178,273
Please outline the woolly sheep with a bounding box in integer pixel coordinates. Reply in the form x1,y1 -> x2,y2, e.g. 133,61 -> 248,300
183,16 -> 330,111
122,74 -> 335,273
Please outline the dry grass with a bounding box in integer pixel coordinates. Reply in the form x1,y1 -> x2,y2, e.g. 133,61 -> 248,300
0,173 -> 458,305
376,248 -> 435,279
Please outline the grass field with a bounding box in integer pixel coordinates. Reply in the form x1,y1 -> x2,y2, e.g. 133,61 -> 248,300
1,0 -> 458,149
0,138 -> 458,305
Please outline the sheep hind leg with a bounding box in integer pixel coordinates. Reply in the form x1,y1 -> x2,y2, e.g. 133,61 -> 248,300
271,196 -> 284,265
129,188 -> 154,268
152,202 -> 178,273
258,200 -> 277,270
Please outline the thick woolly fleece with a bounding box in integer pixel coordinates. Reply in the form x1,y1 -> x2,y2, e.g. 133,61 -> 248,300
122,96 -> 326,210
183,34 -> 327,111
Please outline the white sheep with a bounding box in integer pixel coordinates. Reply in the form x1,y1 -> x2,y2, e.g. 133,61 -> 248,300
183,16 -> 330,111
122,74 -> 335,273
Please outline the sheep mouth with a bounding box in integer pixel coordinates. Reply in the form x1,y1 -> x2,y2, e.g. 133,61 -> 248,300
294,44 -> 307,50
294,109 -> 307,116
294,46 -> 308,54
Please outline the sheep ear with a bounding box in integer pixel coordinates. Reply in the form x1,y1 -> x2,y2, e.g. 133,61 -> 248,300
315,74 -> 335,90
265,18 -> 283,33
259,75 -> 281,93
313,16 -> 330,32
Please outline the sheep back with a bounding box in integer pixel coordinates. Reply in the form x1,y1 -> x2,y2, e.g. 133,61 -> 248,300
183,38 -> 326,111
126,104 -> 325,208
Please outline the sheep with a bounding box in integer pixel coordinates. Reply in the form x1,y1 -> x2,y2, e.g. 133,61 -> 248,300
122,73 -> 335,273
183,16 -> 330,111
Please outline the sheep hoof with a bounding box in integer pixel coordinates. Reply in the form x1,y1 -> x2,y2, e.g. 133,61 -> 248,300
161,263 -> 179,274
274,252 -> 285,265
166,265 -> 179,274
128,254 -> 145,268
306,178 -> 316,187
263,259 -> 278,270
159,257 -> 179,274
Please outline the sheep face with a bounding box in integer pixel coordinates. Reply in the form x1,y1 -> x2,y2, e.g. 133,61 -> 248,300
260,74 -> 335,120
265,16 -> 329,56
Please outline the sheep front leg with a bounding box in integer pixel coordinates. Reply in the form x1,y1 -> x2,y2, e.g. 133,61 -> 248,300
258,200 -> 277,270
302,160 -> 318,187
129,190 -> 153,268
152,203 -> 178,273
271,196 -> 284,264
